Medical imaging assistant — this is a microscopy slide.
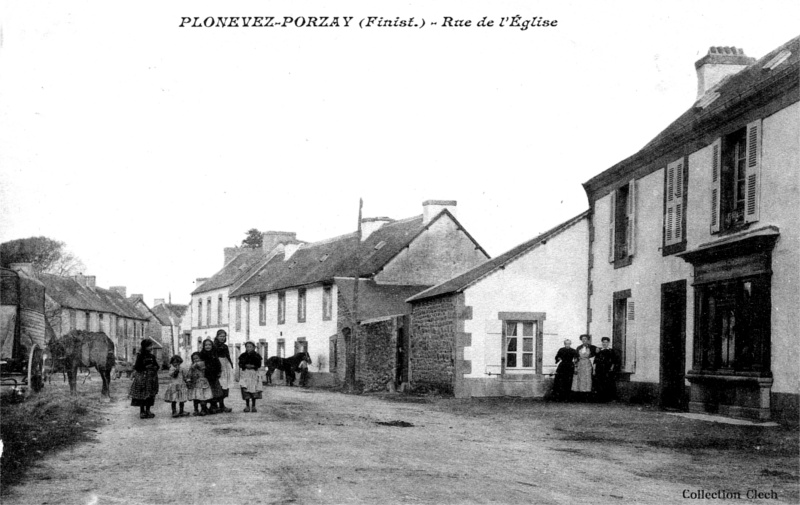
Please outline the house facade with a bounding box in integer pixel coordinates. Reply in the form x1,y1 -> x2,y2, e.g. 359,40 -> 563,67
583,39 -> 799,423
407,211 -> 589,397
151,301 -> 188,361
39,274 -> 149,361
229,200 -> 490,389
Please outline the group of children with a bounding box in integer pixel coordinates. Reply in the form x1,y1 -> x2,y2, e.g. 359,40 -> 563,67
129,334 -> 265,418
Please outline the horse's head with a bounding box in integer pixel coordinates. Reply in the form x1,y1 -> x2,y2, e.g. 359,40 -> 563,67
304,352 -> 312,364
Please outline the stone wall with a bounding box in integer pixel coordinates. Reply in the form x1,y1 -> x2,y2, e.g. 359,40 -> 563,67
356,318 -> 397,392
410,295 -> 457,394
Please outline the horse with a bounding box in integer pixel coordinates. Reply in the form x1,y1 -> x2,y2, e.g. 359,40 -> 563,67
48,330 -> 115,400
265,352 -> 311,386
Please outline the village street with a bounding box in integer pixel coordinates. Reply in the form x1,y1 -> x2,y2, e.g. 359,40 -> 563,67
3,379 -> 798,505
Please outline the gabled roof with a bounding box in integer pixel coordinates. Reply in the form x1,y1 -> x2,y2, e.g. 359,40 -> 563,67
151,304 -> 185,326
231,210 -> 485,297
191,249 -> 265,295
407,211 -> 590,303
336,279 -> 430,322
39,274 -> 147,321
583,35 -> 800,202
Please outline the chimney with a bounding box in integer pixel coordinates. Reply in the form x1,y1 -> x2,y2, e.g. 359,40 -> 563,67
262,231 -> 297,253
361,217 -> 394,241
9,263 -> 34,277
284,243 -> 302,260
154,298 -> 165,307
130,294 -> 144,304
224,247 -> 241,266
85,276 -> 96,289
695,46 -> 755,99
73,273 -> 87,287
110,286 -> 127,298
195,277 -> 209,289
422,200 -> 457,224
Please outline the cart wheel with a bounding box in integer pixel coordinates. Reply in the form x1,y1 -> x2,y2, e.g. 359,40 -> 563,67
27,344 -> 45,395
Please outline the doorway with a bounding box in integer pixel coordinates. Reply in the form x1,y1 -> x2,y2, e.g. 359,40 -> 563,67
660,280 -> 687,410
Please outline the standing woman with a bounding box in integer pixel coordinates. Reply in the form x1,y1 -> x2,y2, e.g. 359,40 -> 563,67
552,339 -> 578,401
238,341 -> 263,412
572,334 -> 597,400
129,339 -> 160,419
199,338 -> 224,413
213,330 -> 234,413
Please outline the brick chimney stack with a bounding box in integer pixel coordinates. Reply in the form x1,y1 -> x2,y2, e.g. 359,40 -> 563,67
422,200 -> 457,224
695,46 -> 755,99
85,276 -> 96,289
262,231 -> 298,254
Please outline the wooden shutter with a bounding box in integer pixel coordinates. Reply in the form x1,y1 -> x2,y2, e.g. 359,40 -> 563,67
710,139 -> 722,233
744,120 -> 762,223
608,191 -> 616,262
626,179 -> 636,257
665,159 -> 684,246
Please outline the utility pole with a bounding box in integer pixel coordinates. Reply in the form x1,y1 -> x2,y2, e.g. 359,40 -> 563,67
346,198 -> 363,390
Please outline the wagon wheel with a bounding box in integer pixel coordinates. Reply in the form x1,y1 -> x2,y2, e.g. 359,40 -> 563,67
27,344 -> 45,395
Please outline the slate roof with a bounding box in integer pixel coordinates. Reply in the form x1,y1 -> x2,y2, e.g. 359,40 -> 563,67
335,279 -> 430,321
583,35 -> 800,201
39,274 -> 147,321
231,210 -> 484,297
407,211 -> 590,303
191,249 -> 265,295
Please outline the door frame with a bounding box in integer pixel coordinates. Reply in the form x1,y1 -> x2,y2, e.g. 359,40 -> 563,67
660,279 -> 687,410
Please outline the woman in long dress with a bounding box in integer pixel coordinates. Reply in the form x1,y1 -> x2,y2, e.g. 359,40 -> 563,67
129,339 -> 160,419
213,330 -> 233,413
572,334 -> 597,399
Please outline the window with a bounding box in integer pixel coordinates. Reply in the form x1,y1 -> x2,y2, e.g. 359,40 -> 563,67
322,286 -> 332,321
259,295 -> 266,325
218,295 -> 223,325
608,179 -> 636,267
329,335 -> 338,372
99,314 -> 105,333
278,292 -> 286,325
206,297 -> 212,327
197,300 -> 203,328
298,289 -> 306,323
69,310 -> 77,331
85,311 -> 91,331
295,338 -> 307,354
695,276 -> 769,373
711,120 -> 761,234
504,322 -> 536,369
235,297 -> 242,331
612,290 -> 634,371
663,157 -> 687,253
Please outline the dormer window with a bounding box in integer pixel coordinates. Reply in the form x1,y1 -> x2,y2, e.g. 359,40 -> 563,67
374,241 -> 386,250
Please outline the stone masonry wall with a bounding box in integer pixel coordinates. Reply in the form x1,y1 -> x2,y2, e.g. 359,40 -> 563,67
410,295 -> 457,394
357,318 -> 397,392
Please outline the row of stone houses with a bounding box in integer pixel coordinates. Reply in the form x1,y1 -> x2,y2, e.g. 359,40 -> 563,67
188,36 -> 798,424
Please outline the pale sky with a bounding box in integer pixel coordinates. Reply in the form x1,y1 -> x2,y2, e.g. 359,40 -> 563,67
1,0 -> 798,305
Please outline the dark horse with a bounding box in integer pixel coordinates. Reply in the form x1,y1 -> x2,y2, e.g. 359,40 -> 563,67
265,352 -> 311,386
47,330 -> 115,400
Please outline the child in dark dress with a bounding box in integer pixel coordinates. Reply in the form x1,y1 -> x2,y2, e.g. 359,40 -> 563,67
238,341 -> 263,412
129,340 -> 160,419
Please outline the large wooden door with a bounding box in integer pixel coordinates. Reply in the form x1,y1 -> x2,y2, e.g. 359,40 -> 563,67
660,280 -> 687,410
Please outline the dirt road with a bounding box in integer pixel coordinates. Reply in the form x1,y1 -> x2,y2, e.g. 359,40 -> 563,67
4,382 -> 798,504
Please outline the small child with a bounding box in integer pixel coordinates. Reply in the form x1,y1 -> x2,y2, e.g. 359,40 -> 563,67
187,352 -> 211,416
163,355 -> 190,417
238,341 -> 263,412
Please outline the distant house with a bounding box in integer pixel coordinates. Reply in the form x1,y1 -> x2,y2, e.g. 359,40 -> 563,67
128,295 -> 168,364
229,200 -> 490,390
189,232 -> 303,357
38,274 -> 149,361
583,37 -> 799,423
151,300 -> 188,361
407,211 -> 589,397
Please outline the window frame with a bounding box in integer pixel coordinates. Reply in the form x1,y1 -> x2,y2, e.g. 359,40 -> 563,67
259,295 -> 267,326
277,292 -> 286,325
322,286 -> 332,321
663,156 -> 688,255
298,288 -> 307,323
498,312 -> 545,375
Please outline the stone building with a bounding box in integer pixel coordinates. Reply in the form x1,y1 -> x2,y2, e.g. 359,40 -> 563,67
583,38 -> 799,423
150,300 -> 188,361
229,200 -> 490,390
38,274 -> 149,361
406,211 -> 589,397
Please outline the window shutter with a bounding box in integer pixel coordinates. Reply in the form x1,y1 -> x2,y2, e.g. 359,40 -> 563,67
710,138 -> 722,233
626,179 -> 636,257
608,191 -> 616,263
665,159 -> 684,246
744,120 -> 762,223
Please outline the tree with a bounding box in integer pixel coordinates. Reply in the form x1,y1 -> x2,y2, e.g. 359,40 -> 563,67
0,237 -> 85,276
241,228 -> 263,249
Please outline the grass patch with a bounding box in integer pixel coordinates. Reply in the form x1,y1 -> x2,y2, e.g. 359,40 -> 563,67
1,383 -> 105,494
